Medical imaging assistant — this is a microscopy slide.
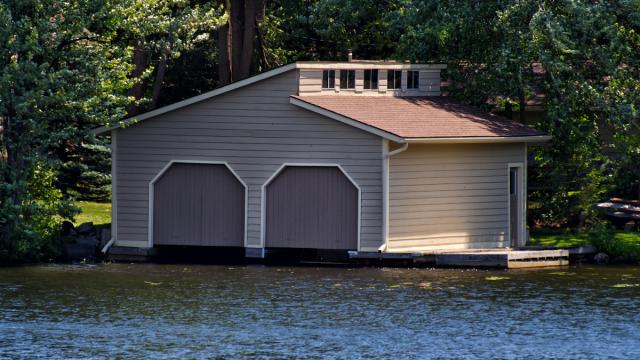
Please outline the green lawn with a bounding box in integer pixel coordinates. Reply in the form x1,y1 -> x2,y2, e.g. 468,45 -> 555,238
529,228 -> 640,262
73,201 -> 111,226
528,229 -> 592,247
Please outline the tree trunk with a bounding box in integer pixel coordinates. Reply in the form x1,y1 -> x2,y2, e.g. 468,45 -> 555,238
150,49 -> 169,109
218,0 -> 264,83
127,41 -> 148,116
238,0 -> 263,80
218,0 -> 232,85
519,94 -> 526,123
230,0 -> 244,82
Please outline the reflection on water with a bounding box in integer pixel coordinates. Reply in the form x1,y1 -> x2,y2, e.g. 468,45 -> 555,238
1,264 -> 639,359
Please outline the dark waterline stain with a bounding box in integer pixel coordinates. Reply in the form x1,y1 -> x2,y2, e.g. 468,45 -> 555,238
0,264 -> 639,359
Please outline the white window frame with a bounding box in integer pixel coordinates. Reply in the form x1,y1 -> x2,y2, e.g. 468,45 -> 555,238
339,69 -> 356,90
387,70 -> 402,90
322,69 -> 335,89
364,69 -> 379,90
407,70 -> 420,89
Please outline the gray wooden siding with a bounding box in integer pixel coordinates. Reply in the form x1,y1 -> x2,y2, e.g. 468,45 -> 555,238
298,69 -> 440,96
388,143 -> 525,251
114,70 -> 383,250
153,163 -> 245,247
266,166 -> 358,250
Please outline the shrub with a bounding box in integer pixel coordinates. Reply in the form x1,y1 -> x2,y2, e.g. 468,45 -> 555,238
589,223 -> 640,264
0,162 -> 77,265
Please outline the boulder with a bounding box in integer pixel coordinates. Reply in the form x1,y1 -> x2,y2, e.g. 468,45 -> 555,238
593,252 -> 610,264
61,221 -> 76,237
76,235 -> 99,247
76,222 -> 96,236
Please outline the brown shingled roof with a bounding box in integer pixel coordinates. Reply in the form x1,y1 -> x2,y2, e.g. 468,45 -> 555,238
291,95 -> 545,139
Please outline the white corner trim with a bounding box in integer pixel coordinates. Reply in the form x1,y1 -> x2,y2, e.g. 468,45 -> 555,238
507,162 -> 525,248
289,97 -> 406,143
524,143 -> 529,245
110,130 -> 118,247
147,160 -> 249,248
382,141 -> 409,253
406,135 -> 552,144
260,163 -> 362,251
93,63 -> 298,135
381,139 -> 389,252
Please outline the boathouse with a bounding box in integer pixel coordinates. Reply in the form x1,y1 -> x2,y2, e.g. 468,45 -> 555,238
95,60 -> 550,258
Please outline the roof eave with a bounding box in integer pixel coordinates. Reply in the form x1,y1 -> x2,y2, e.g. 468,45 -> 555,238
406,135 -> 552,144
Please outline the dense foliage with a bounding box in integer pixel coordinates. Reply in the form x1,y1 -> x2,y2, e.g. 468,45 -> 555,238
0,0 -> 132,263
395,1 -> 640,227
1,0 -> 638,262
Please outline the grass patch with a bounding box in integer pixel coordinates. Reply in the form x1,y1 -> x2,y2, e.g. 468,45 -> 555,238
73,201 -> 111,226
528,228 -> 592,247
529,227 -> 640,263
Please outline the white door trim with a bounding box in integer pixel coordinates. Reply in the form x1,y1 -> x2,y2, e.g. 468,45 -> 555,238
507,162 -> 525,247
147,160 -> 249,248
260,163 -> 362,251
110,130 -> 118,246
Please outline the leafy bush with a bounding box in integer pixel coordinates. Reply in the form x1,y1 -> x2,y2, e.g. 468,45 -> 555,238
589,224 -> 640,264
0,162 -> 77,264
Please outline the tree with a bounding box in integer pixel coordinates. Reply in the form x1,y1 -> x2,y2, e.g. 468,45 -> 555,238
0,0 -> 132,263
118,0 -> 226,115
394,0 -> 640,226
217,0 -> 267,85
271,0 -> 401,62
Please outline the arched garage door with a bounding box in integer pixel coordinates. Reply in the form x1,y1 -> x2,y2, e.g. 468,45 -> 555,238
152,163 -> 245,247
265,166 -> 358,250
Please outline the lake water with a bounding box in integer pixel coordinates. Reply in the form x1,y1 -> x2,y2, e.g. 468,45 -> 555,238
0,264 -> 639,359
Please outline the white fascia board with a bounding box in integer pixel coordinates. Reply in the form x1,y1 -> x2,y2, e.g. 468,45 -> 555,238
289,97 -> 406,143
93,63 -> 298,135
296,62 -> 447,70
406,135 -> 552,144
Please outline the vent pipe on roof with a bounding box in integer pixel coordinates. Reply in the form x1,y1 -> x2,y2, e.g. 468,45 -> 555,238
347,49 -> 353,62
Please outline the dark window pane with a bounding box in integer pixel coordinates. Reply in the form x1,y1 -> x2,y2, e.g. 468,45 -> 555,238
340,70 -> 355,89
364,70 -> 371,89
372,70 -> 378,89
387,70 -> 401,89
365,69 -> 378,89
407,70 -> 419,89
322,70 -> 335,89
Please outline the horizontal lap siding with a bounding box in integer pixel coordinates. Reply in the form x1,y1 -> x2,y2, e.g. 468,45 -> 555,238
115,70 -> 383,250
388,143 -> 524,251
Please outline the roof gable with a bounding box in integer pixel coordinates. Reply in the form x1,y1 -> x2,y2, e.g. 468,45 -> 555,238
93,63 -> 296,135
